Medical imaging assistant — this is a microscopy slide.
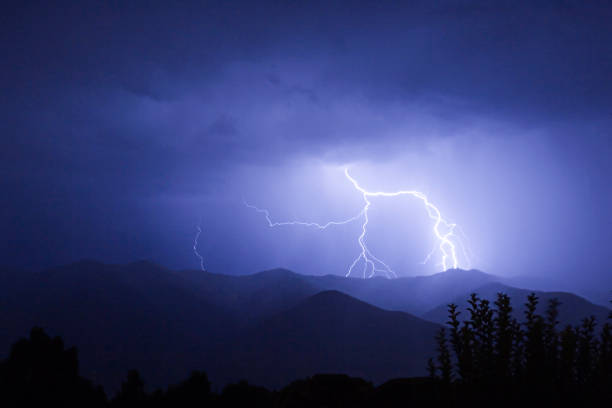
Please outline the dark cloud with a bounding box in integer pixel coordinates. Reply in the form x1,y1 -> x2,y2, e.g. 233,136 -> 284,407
1,1 -> 611,293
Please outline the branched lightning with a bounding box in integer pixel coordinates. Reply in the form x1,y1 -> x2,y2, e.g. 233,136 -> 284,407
246,168 -> 470,278
193,220 -> 206,271
244,203 -> 365,229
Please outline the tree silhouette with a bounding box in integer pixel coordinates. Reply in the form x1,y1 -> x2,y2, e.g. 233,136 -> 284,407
2,294 -> 611,408
164,370 -> 212,407
544,298 -> 561,384
576,316 -> 597,387
434,293 -> 612,406
220,380 -> 273,408
559,324 -> 577,388
427,357 -> 437,379
493,293 -> 513,380
435,328 -> 452,384
0,327 -> 106,407
523,293 -> 546,387
113,369 -> 146,407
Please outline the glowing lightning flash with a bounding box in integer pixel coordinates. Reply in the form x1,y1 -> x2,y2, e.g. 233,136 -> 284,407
193,221 -> 206,271
344,169 -> 460,275
246,168 -> 469,278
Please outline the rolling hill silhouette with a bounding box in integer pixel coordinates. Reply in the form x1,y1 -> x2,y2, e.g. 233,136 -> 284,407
174,267 -> 321,327
303,268 -> 498,315
1,261 -> 609,392
210,290 -> 441,388
174,267 -> 498,316
422,281 -> 611,327
0,260 -> 235,392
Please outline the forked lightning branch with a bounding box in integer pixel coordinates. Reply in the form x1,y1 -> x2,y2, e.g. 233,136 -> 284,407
245,168 -> 471,278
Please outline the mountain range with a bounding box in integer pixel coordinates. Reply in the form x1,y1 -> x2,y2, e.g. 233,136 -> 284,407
0,261 -> 609,392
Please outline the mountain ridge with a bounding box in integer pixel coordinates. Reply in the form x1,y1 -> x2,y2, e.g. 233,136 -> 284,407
422,281 -> 611,327
1,260 -> 609,392
209,289 -> 441,388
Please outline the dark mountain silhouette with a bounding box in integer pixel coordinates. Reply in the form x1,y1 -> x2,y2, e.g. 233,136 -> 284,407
191,267 -> 609,326
422,281 -> 610,327
1,261 -> 609,394
174,267 -> 497,317
2,261 -> 446,391
174,267 -> 322,327
305,268 -> 497,315
500,273 -> 612,307
0,260 -> 235,392
210,290 -> 441,388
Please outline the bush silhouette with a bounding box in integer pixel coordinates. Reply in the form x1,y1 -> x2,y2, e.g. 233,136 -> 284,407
0,327 -> 106,407
430,292 -> 612,406
1,294 -> 610,407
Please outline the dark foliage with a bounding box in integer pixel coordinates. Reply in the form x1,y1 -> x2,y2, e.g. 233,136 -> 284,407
4,262 -> 608,391
277,374 -> 372,407
0,327 -> 106,407
1,292 -> 610,407
429,292 -> 612,406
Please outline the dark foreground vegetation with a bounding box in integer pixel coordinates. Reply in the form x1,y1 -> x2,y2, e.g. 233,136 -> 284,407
1,293 -> 610,407
428,293 -> 612,407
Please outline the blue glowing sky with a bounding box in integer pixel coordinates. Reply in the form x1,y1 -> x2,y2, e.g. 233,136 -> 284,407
1,1 -> 611,291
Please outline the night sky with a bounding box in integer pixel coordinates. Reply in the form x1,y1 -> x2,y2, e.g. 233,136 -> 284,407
2,1 -> 611,292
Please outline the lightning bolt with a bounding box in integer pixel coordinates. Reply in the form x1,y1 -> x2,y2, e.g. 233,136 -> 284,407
193,220 -> 206,271
247,168 -> 470,278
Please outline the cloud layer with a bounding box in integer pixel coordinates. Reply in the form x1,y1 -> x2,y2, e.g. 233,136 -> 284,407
1,1 -> 611,292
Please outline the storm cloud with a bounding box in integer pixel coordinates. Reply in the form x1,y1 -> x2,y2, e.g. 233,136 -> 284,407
1,1 -> 611,295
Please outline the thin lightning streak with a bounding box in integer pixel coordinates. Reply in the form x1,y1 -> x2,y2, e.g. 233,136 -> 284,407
193,221 -> 205,271
244,201 -> 364,229
247,168 -> 470,278
454,225 -> 474,269
420,241 -> 438,266
344,168 -> 460,273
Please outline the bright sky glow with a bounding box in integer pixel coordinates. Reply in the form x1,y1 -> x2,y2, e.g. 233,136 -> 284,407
246,168 -> 470,278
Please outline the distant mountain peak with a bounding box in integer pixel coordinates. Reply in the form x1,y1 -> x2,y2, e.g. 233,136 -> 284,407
426,268 -> 495,279
305,289 -> 365,302
292,290 -> 392,317
253,268 -> 300,278
124,260 -> 168,272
